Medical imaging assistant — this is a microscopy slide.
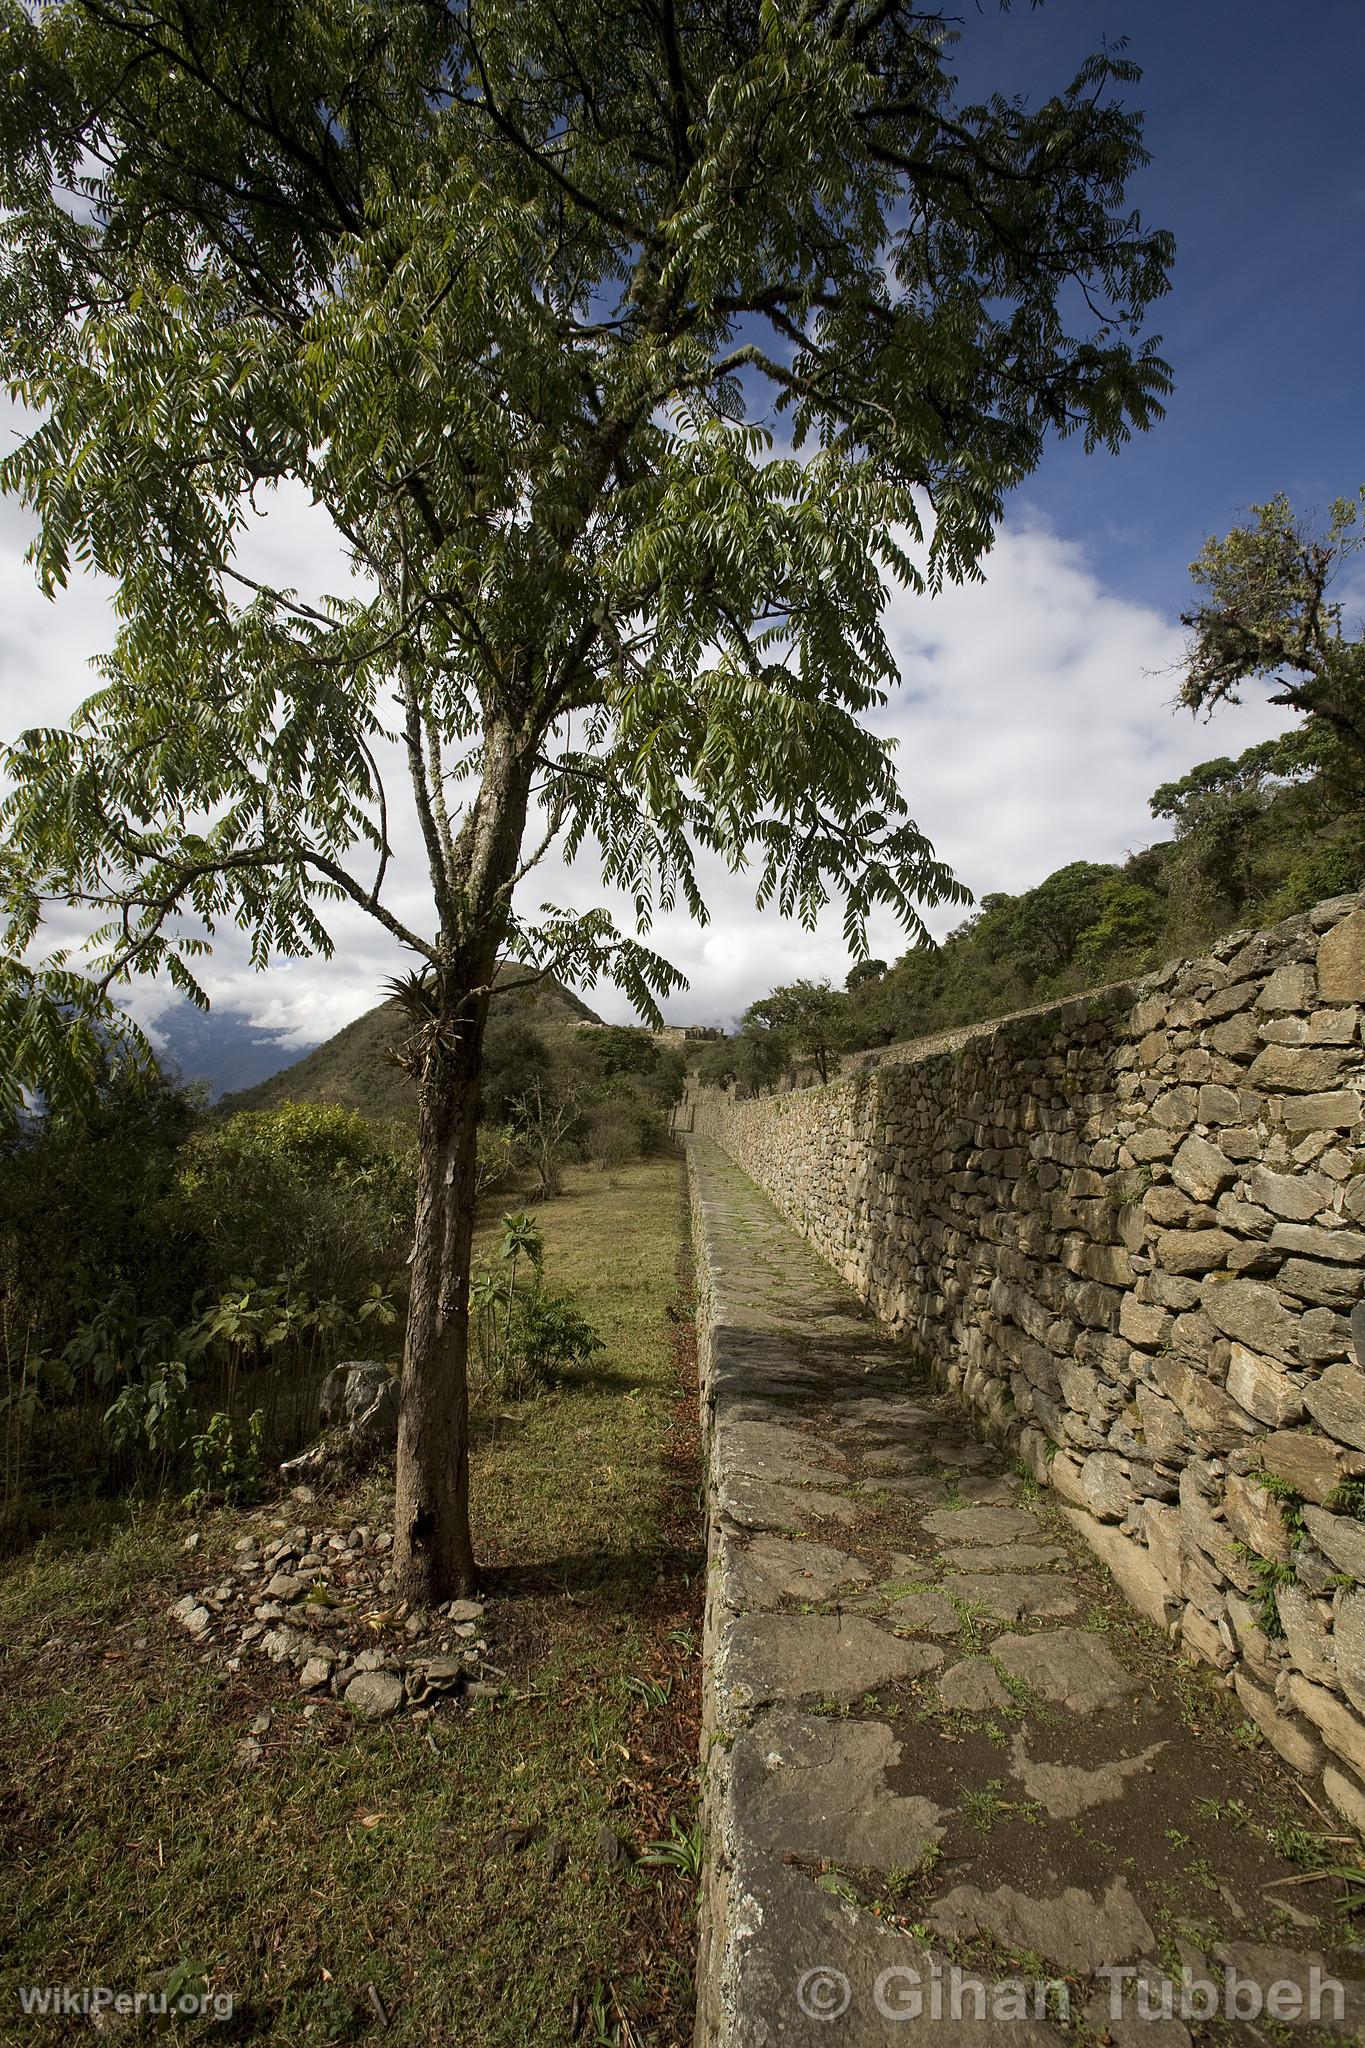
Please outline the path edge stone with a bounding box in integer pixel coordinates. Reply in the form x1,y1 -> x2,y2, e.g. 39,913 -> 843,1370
690,1136 -> 741,2048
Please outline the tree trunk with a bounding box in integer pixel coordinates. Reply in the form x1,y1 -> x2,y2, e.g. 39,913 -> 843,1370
393,994 -> 486,1604
391,712 -> 538,1605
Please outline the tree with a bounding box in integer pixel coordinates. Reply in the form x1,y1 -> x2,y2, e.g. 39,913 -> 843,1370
845,958 -> 887,993
507,1079 -> 579,1201
977,861 -> 1118,983
589,1025 -> 662,1082
744,977 -> 848,1085
1179,492 -> 1365,769
1149,734 -> 1332,920
693,1025 -> 787,1099
480,1017 -> 553,1125
0,0 -> 1172,1599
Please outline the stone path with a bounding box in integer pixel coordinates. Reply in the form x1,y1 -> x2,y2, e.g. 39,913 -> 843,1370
690,1141 -> 1365,2046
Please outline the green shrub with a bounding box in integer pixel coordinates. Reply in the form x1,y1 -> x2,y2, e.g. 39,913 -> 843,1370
0,1064 -> 202,1361
469,1212 -> 603,1404
1,1085 -> 414,1532
581,1095 -> 652,1167
176,1102 -> 416,1302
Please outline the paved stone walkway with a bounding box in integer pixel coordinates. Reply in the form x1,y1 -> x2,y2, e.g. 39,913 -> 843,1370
690,1141 -> 1365,2046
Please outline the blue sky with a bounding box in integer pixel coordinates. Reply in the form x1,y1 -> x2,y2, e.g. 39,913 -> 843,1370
957,0 -> 1365,612
2,1 -> 1361,1045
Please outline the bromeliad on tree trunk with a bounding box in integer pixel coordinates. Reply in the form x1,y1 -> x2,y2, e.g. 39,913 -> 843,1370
0,0 -> 1174,1600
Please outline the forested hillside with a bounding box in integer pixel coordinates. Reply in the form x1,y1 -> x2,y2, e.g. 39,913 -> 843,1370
698,725 -> 1365,1090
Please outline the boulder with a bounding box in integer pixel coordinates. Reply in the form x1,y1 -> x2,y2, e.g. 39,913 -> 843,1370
280,1360 -> 400,1479
319,1360 -> 400,1434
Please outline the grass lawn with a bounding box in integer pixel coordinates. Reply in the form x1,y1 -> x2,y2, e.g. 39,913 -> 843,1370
0,1153 -> 701,2046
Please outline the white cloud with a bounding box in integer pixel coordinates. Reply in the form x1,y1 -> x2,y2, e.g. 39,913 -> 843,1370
0,450 -> 1299,1048
871,516 -> 1295,939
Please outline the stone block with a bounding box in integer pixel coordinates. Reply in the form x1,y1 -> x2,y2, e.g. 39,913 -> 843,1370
1286,1672 -> 1365,1777
1282,1091 -> 1362,1133
1276,1582 -> 1337,1687
1259,1015 -> 1309,1045
1300,1307 -> 1352,1364
1322,1763 -> 1365,1840
1270,1223 -> 1365,1264
1233,1668 -> 1325,1773
1129,995 -> 1169,1035
1309,1007 -> 1361,1044
1302,1363 -> 1365,1449
1197,1082 -> 1242,1124
1225,1591 -> 1281,1680
1203,980 -> 1260,1021
1120,1295 -> 1172,1349
1178,1465 -> 1243,1571
1143,1270 -> 1201,1310
1317,909 -> 1365,1002
1337,1589 -> 1365,1715
1059,1506 -> 1175,1625
1080,1241 -> 1135,1286
1134,1385 -> 1188,1459
1223,1473 -> 1292,1562
1153,1357 -> 1255,1450
1246,1165 -> 1333,1220
1302,1505 -> 1365,1581
1155,1227 -> 1236,1275
1153,1084 -> 1199,1126
1144,1185 -> 1199,1226
1208,1013 -> 1262,1059
1171,1305 -> 1220,1354
1117,1202 -> 1148,1251
1201,1276 -> 1298,1363
1260,1431 -> 1365,1506
1277,1258 -> 1360,1311
1046,1452 -> 1089,1508
1180,1602 -> 1235,1671
1225,1343 -> 1305,1426
1071,1278 -> 1121,1329
1256,963 -> 1315,1014
1126,1126 -> 1178,1163
1171,1134 -> 1237,1201
1221,1194 -> 1273,1235
1142,1500 -> 1184,1597
1249,1043 -> 1351,1092
1079,1451 -> 1135,1522
1217,1125 -> 1262,1160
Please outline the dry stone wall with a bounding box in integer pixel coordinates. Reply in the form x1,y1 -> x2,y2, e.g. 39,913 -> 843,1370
690,892 -> 1365,1838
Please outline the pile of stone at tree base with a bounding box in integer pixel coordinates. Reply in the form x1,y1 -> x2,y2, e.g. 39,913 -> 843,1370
168,1515 -> 495,1725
